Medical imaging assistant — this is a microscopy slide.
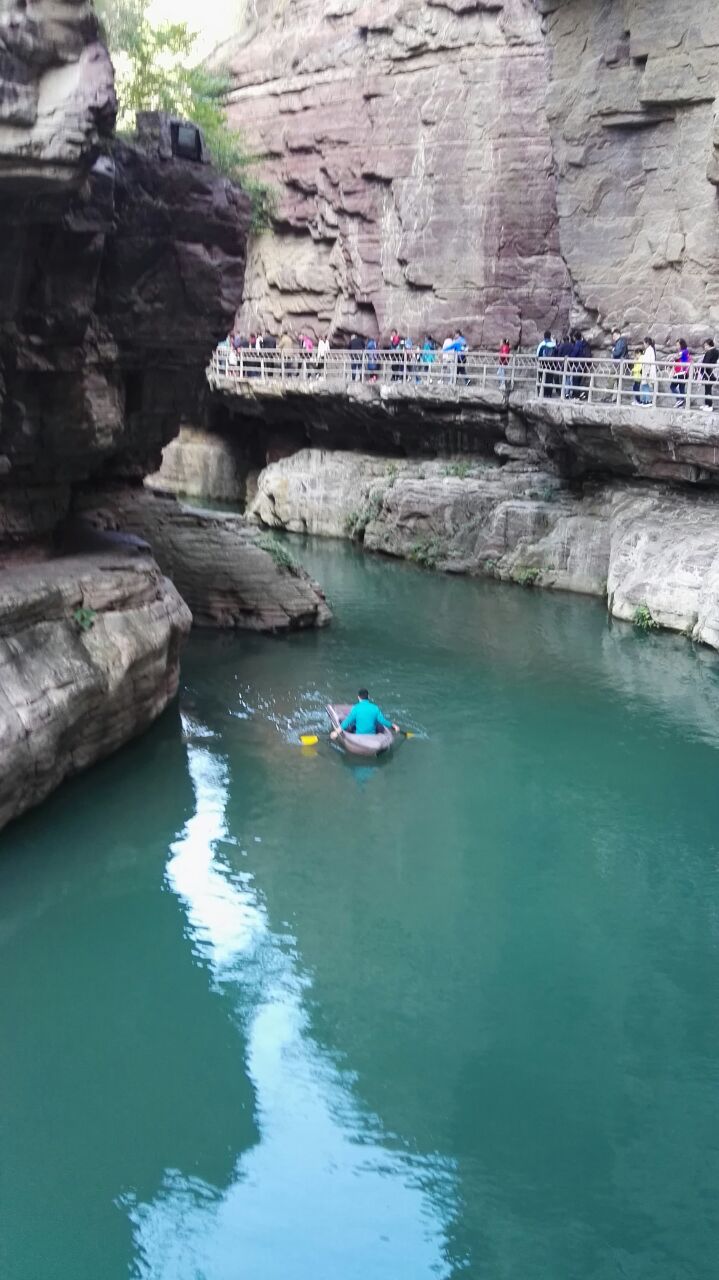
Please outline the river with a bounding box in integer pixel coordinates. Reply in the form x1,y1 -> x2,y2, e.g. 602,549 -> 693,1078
2,537 -> 719,1280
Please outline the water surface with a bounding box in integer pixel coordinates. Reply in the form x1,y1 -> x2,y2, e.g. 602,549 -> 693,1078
2,539 -> 719,1279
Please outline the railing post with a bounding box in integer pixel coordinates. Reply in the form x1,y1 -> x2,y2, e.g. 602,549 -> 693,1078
239,349 -> 244,380
561,359 -> 568,400
403,349 -> 408,384
588,364 -> 596,404
686,363 -> 693,411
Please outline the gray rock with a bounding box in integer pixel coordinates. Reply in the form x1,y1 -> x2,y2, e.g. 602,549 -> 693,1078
0,552 -> 191,831
146,426 -> 251,504
251,446 -> 719,651
79,487 -> 332,632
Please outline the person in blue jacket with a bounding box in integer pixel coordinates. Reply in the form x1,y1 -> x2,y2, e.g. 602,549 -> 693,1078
331,689 -> 399,738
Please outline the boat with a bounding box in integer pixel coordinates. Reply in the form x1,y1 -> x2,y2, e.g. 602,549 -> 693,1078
327,704 -> 396,757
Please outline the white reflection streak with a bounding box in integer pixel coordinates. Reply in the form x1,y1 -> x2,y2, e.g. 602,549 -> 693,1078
128,742 -> 453,1280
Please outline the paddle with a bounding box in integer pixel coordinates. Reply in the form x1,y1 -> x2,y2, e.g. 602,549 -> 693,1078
300,734 -> 319,746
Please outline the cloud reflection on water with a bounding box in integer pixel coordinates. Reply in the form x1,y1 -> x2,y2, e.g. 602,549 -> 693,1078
126,737 -> 455,1280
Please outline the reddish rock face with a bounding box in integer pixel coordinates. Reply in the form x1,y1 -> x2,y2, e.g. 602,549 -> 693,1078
227,0 -> 572,347
226,0 -> 719,351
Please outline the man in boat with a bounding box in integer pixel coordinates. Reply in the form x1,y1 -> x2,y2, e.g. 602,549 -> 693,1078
331,689 -> 399,739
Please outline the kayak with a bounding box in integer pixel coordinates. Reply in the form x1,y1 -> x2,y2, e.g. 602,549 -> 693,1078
327,704 -> 396,757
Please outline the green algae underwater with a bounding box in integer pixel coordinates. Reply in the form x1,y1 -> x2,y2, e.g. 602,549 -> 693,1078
2,537 -> 719,1280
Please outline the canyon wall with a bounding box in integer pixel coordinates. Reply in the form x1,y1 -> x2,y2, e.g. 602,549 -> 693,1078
0,2 -> 331,829
221,0 -> 719,349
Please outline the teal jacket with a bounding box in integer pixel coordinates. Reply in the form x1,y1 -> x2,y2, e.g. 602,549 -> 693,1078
341,700 -> 394,734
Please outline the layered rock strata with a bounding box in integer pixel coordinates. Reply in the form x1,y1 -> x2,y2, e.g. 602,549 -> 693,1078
80,487 -> 331,631
0,551 -> 191,830
250,447 -> 719,651
220,0 -> 719,350
223,0 -> 571,345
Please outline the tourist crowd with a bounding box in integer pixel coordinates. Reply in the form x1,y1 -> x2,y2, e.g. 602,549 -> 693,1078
217,327 -> 719,409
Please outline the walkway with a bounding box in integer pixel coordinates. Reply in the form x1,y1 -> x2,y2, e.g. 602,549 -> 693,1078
207,349 -> 716,414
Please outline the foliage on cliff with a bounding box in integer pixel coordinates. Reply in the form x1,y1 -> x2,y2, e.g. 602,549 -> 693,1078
96,0 -> 275,230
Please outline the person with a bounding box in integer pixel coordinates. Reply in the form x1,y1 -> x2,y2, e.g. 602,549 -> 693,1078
316,333 -> 330,378
330,689 -> 399,739
262,331 -> 277,377
536,330 -> 557,397
670,337 -> 691,406
497,337 -> 511,391
349,332 -> 365,381
419,334 -> 437,383
640,335 -> 656,405
366,335 -> 380,381
300,331 -> 314,378
454,330 -> 468,383
389,329 -> 402,381
278,330 -> 294,377
216,333 -> 231,375
701,337 -> 719,411
611,329 -> 629,362
555,332 -> 573,396
631,346 -> 644,403
441,334 -> 456,383
571,330 -> 592,399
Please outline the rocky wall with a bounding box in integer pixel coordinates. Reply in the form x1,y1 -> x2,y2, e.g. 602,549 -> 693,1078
222,0 -> 572,346
250,445 -> 719,651
220,0 -> 719,351
0,114 -> 250,545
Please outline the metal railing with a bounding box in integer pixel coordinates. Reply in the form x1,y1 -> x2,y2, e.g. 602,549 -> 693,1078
207,348 -> 719,412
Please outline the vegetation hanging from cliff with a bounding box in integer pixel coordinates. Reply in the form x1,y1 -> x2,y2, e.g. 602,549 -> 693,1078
96,0 -> 276,231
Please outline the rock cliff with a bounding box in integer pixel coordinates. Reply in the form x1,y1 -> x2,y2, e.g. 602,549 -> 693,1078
0,4 -> 331,828
222,0 -> 719,349
0,106 -> 250,543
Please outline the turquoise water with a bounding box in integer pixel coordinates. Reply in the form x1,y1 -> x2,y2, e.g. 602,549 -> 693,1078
2,538 -> 719,1279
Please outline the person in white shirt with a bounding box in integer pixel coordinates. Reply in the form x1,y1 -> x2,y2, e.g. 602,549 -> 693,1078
640,336 -> 656,405
316,334 -> 330,378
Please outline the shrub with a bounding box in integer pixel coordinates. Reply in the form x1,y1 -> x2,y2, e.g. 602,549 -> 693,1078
257,536 -> 300,576
633,603 -> 658,632
409,537 -> 442,569
443,461 -> 472,479
512,566 -> 540,588
73,607 -> 98,632
344,491 -> 384,541
96,0 -> 276,231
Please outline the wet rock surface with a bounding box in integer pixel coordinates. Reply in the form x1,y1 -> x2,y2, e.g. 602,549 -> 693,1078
0,551 -> 191,831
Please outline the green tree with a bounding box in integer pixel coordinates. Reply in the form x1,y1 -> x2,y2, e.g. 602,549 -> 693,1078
96,0 -> 275,231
